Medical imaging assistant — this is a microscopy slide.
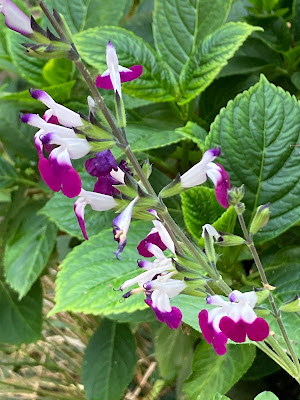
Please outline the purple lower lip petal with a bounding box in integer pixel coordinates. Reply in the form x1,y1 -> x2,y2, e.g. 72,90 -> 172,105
246,318 -> 269,341
219,317 -> 247,343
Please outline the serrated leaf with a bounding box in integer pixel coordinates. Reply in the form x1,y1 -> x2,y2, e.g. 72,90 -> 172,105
74,27 -> 177,102
6,30 -> 46,87
4,210 -> 57,298
176,122 -> 207,151
82,319 -> 136,400
40,171 -> 116,239
84,0 -> 132,29
263,247 -> 300,358
155,325 -> 194,382
254,392 -> 279,400
153,0 -> 232,77
183,342 -> 255,400
0,157 -> 18,188
0,280 -> 42,344
181,187 -> 225,240
45,0 -> 88,33
179,22 -> 260,104
113,122 -> 184,159
212,207 -> 237,234
206,75 -> 300,242
50,221 -> 152,316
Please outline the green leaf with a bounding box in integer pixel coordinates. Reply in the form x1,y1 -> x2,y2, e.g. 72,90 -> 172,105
181,187 -> 225,240
171,294 -> 207,332
4,210 -> 57,299
6,30 -> 46,86
293,0 -> 300,42
82,319 -> 136,400
0,280 -> 42,345
107,308 -> 156,323
179,22 -> 260,104
42,58 -> 73,85
155,325 -> 195,382
206,75 -> 300,242
263,247 -> 300,358
40,171 -> 116,239
50,221 -> 152,316
254,392 -> 279,400
74,27 -> 177,102
153,0 -> 232,77
0,103 -> 36,160
183,342 -> 256,400
113,122 -> 184,159
45,0 -> 87,33
84,0 -> 132,29
176,122 -> 207,151
213,394 -> 231,400
0,81 -> 76,111
0,157 -> 18,188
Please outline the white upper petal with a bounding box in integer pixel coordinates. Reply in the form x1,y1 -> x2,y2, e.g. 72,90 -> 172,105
79,189 -> 117,211
152,219 -> 175,254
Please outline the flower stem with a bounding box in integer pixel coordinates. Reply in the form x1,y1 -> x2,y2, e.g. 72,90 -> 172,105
238,213 -> 300,374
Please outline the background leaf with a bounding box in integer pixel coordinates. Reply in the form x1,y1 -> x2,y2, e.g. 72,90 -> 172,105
183,342 -> 256,400
74,27 -> 176,102
50,221 -> 152,316
0,157 -> 18,188
180,22 -> 260,104
82,319 -> 136,400
4,209 -> 57,298
0,280 -> 42,345
45,0 -> 87,33
206,75 -> 300,242
153,0 -> 232,77
84,0 -> 132,29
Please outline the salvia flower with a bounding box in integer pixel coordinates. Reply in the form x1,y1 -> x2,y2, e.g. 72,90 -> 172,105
74,189 -> 118,240
29,89 -> 83,128
198,291 -> 269,355
0,0 -> 33,36
113,197 -> 138,259
20,113 -> 91,197
138,209 -> 175,257
181,148 -> 231,208
95,41 -> 143,97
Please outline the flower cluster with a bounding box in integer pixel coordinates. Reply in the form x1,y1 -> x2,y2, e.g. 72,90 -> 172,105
199,291 -> 269,355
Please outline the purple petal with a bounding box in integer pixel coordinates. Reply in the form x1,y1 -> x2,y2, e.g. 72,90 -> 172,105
214,163 -> 231,209
219,317 -> 247,343
60,168 -> 82,198
94,176 -> 120,196
74,200 -> 88,240
145,299 -> 182,329
85,150 -> 118,177
212,332 -> 228,356
246,318 -> 269,341
38,156 -> 61,192
198,309 -> 214,344
43,113 -> 59,124
95,65 -> 143,90
137,231 -> 167,258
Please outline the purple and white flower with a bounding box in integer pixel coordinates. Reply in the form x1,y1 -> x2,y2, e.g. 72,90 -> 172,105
137,209 -> 175,257
74,189 -> 118,240
20,113 -> 91,197
198,291 -> 269,355
181,148 -> 231,208
0,0 -> 33,36
113,197 -> 138,259
30,89 -> 83,128
95,41 -> 143,97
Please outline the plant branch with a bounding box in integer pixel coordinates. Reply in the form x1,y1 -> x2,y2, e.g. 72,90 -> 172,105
238,213 -> 300,374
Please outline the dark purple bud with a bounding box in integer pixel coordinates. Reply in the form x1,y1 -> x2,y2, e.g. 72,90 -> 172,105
85,149 -> 118,177
94,175 -> 120,196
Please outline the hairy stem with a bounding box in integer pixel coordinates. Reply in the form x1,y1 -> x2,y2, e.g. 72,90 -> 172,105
238,213 -> 300,374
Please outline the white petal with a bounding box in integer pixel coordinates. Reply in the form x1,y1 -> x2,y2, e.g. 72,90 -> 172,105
106,41 -> 122,97
152,290 -> 172,312
206,162 -> 222,186
202,224 -> 220,241
110,167 -> 125,183
152,219 -> 175,254
79,189 -> 117,211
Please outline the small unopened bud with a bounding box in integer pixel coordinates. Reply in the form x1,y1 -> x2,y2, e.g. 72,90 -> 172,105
249,203 -> 270,235
217,232 -> 245,246
280,295 -> 300,313
159,173 -> 182,198
227,185 -> 245,206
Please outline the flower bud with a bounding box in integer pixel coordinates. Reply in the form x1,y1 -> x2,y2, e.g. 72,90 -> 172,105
217,232 -> 245,246
249,203 -> 270,235
280,295 -> 300,313
227,185 -> 245,206
159,173 -> 182,198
